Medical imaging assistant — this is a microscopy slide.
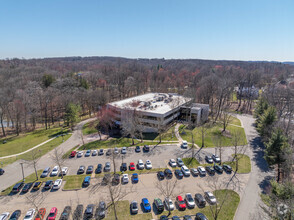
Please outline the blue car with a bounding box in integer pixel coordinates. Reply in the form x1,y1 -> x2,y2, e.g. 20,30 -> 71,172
83,176 -> 91,186
142,198 -> 151,212
85,150 -> 91,157
132,173 -> 139,183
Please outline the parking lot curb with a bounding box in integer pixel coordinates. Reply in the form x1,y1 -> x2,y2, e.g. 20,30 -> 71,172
62,188 -> 82,191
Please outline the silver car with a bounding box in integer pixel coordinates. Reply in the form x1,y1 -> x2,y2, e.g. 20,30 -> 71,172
130,201 -> 138,214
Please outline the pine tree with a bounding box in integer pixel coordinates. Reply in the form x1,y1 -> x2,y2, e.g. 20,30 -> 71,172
257,106 -> 277,139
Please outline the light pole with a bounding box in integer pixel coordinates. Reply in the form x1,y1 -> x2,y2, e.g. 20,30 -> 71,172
20,162 -> 25,182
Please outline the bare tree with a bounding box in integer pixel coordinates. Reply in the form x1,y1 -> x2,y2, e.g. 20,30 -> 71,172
230,130 -> 247,173
26,149 -> 41,180
121,109 -> 139,145
25,190 -> 46,213
220,103 -> 232,133
213,135 -> 224,164
51,148 -> 66,179
198,122 -> 211,148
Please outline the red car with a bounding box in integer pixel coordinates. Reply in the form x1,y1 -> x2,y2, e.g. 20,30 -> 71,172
176,195 -> 186,210
129,162 -> 136,171
47,207 -> 58,220
70,151 -> 76,157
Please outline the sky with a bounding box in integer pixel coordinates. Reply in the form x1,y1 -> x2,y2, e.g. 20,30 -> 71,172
0,0 -> 293,61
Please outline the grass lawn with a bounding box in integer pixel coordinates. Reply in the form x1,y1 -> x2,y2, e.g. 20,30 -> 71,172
260,193 -> 271,207
156,189 -> 240,220
0,133 -> 71,167
82,120 -> 99,135
105,201 -> 152,220
179,122 -> 247,148
182,157 -> 200,168
143,125 -> 178,142
226,154 -> 251,174
63,175 -> 87,190
229,116 -> 242,126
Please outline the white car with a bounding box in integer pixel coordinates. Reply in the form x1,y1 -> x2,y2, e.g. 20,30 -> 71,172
53,179 -> 62,190
61,167 -> 68,175
137,159 -> 144,170
51,166 -> 59,176
181,165 -> 191,176
77,151 -> 84,157
164,197 -> 174,211
212,154 -> 221,163
23,209 -> 35,220
197,166 -> 206,176
121,147 -> 127,154
169,159 -> 177,167
185,193 -> 195,208
204,191 -> 217,204
145,160 -> 152,169
114,147 -> 119,154
182,140 -> 188,148
0,212 -> 9,220
122,174 -> 129,183
92,150 -> 98,156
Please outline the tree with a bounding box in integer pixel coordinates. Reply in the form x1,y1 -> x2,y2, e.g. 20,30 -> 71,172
121,109 -> 139,145
51,148 -> 66,179
26,149 -> 41,180
257,106 -> 277,140
65,103 -> 81,129
42,74 -> 55,88
213,135 -> 224,164
97,107 -> 115,137
198,122 -> 211,148
25,190 -> 46,213
219,102 -> 232,133
230,130 -> 247,173
254,96 -> 269,123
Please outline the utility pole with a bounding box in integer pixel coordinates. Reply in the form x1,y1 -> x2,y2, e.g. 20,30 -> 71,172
20,162 -> 25,182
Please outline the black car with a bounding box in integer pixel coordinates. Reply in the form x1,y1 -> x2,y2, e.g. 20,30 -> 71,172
222,164 -> 233,173
0,168 -> 4,175
174,169 -> 183,179
98,149 -> 104,155
78,165 -> 85,174
12,182 -> 24,193
157,171 -> 165,180
22,182 -> 33,193
154,198 -> 164,213
112,174 -> 120,185
164,169 -> 173,178
96,164 -> 102,174
86,165 -> 94,174
205,156 -> 213,163
44,180 -> 54,190
205,166 -> 215,175
160,215 -> 168,220
143,145 -> 150,152
96,201 -> 106,219
73,204 -> 83,220
195,213 -> 208,220
214,164 -> 223,173
183,215 -> 192,220
9,210 -> 21,220
60,206 -> 71,220
135,146 -> 141,152
194,193 -> 206,208
84,204 -> 95,219
120,163 -> 127,172
172,217 -> 180,220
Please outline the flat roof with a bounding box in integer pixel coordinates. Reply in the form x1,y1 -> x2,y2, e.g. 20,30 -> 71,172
108,93 -> 191,115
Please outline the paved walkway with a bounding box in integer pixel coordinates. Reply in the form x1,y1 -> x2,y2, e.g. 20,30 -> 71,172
174,123 -> 183,142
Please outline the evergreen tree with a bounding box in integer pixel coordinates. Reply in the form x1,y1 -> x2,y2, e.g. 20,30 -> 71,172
64,103 -> 81,129
42,74 -> 55,88
254,96 -> 268,123
257,106 -> 277,139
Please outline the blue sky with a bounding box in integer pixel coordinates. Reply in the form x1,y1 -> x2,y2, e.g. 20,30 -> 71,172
0,0 -> 293,61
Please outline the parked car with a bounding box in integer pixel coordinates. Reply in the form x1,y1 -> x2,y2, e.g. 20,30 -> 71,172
112,174 -> 120,185
176,196 -> 186,210
190,168 -> 199,176
197,166 -> 206,176
53,179 -> 62,190
212,154 -> 221,163
73,205 -> 83,220
121,147 -> 127,154
92,150 -> 98,156
169,159 -> 177,167
33,182 -> 42,191
0,213 -> 9,220
47,207 -> 57,220
164,168 -> 173,178
185,193 -> 195,208
83,176 -> 91,187
181,140 -> 188,148
86,165 -> 94,174
60,167 -> 68,176
84,204 -> 94,219
154,198 -> 164,213
41,167 -> 50,178
34,208 -> 46,220
195,213 -> 208,220
132,173 -> 139,183
23,209 -> 35,220
12,182 -> 24,193
77,151 -> 84,157
96,201 -> 106,219
98,149 -> 104,155
77,165 -> 85,174
181,165 -> 191,176
176,158 -> 184,167
129,162 -> 136,171
104,162 -> 111,172
160,216 -> 168,220
142,198 -> 151,212
205,166 -> 215,175
135,146 -> 141,152
194,193 -> 206,208
130,201 -> 138,214
164,197 -> 174,211
222,164 -> 233,173
22,182 -> 33,193
174,169 -> 183,179
137,159 -> 144,170
171,216 -> 180,220
96,164 -> 102,174
85,150 -> 91,157
114,147 -> 119,154
143,145 -> 150,152
214,164 -> 223,173
50,166 -> 59,176
122,174 -> 129,184
70,151 -> 76,157
9,210 -> 21,220
59,206 -> 71,220
205,155 -> 213,163
0,168 -> 5,175
106,149 -> 112,156
157,171 -> 165,180
204,191 -> 217,204
145,160 -> 152,169
44,180 -> 54,190
120,163 -> 127,171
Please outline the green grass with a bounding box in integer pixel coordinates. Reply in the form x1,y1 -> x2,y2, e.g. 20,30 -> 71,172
0,133 -> 71,167
260,193 -> 271,207
229,116 -> 242,126
156,189 -> 240,220
105,201 -> 152,220
179,122 -> 247,148
226,154 -> 251,174
182,157 -> 200,168
82,120 -> 99,135
63,175 -> 87,190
